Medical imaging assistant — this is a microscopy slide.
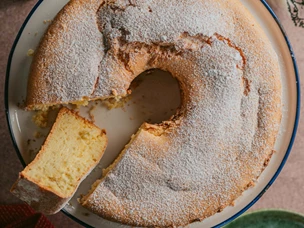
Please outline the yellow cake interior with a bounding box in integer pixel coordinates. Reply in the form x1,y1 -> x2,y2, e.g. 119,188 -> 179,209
23,108 -> 107,198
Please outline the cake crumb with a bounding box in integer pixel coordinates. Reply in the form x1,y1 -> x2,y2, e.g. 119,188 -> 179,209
32,110 -> 49,128
70,104 -> 80,111
102,95 -> 131,110
43,19 -> 52,24
34,131 -> 44,139
27,49 -> 35,57
88,105 -> 96,122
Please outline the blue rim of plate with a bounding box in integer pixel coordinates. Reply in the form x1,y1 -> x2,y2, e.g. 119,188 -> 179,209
4,0 -> 300,227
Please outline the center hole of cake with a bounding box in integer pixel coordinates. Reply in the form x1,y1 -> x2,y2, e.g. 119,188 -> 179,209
91,69 -> 181,174
129,69 -> 181,124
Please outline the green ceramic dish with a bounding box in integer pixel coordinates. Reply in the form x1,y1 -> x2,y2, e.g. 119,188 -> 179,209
224,209 -> 304,228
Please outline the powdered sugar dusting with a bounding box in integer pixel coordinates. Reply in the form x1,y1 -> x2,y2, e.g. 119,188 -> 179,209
27,0 -> 104,105
82,0 -> 281,226
26,0 -> 281,226
83,34 -> 278,226
98,0 -> 233,43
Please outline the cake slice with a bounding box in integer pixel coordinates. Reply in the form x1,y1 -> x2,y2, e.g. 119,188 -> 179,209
11,107 -> 107,214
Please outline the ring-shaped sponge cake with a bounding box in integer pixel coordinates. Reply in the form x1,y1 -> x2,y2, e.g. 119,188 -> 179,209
25,0 -> 281,226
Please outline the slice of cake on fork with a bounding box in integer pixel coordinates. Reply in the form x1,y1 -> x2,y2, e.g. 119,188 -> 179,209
11,107 -> 107,214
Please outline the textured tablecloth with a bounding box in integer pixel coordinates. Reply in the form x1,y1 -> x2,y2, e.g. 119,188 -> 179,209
0,0 -> 303,227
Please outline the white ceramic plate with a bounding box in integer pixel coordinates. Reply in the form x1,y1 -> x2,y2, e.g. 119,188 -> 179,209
5,0 -> 300,227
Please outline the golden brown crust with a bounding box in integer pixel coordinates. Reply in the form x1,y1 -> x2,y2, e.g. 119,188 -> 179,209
11,174 -> 70,214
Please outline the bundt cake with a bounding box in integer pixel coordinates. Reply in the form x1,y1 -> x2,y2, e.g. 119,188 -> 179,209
23,0 -> 281,226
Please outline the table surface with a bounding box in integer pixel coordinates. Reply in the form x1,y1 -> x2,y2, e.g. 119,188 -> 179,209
0,0 -> 303,227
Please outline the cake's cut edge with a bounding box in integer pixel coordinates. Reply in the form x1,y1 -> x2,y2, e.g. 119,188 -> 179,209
11,174 -> 70,214
80,126 -> 145,205
11,107 -> 108,214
